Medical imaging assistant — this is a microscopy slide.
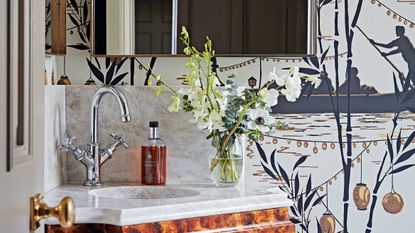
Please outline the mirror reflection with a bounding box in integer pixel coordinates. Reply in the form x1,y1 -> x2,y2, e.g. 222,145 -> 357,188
92,0 -> 316,56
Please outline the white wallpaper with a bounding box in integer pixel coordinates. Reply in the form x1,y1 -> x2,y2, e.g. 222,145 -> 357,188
47,0 -> 415,232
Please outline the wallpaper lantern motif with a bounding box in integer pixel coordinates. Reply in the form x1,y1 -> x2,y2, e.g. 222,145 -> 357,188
57,56 -> 72,85
353,183 -> 371,210
382,192 -> 404,214
85,79 -> 97,85
313,145 -> 319,154
319,213 -> 336,233
248,76 -> 257,88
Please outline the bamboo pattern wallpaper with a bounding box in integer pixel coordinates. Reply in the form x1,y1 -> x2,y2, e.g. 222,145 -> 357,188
50,0 -> 415,232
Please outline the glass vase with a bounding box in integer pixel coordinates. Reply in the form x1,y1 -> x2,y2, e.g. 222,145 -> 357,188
209,135 -> 245,188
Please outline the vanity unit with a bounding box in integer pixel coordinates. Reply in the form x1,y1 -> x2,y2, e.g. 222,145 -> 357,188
44,184 -> 293,233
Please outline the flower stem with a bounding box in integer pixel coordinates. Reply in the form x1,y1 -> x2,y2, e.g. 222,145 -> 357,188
210,100 -> 256,172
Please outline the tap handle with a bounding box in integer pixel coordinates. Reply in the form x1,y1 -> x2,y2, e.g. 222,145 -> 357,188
58,134 -> 77,150
110,133 -> 128,149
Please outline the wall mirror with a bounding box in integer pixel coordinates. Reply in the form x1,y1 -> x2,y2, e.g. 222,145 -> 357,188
91,0 -> 317,56
7,0 -> 33,171
45,0 -> 67,55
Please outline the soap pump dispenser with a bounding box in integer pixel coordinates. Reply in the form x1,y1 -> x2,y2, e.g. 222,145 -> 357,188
141,121 -> 167,185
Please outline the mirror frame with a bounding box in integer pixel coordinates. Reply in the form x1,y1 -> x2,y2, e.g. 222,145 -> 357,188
90,0 -> 318,57
7,0 -> 33,171
45,0 -> 67,55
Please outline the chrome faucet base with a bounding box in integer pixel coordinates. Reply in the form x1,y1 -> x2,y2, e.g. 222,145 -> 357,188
84,179 -> 103,186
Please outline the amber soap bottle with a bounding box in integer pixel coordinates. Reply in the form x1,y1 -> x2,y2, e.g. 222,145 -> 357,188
141,121 -> 167,185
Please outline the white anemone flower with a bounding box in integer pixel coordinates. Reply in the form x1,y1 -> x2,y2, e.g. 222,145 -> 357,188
246,109 -> 275,132
258,88 -> 279,107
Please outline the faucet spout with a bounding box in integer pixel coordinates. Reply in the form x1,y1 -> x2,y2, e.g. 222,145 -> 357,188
90,86 -> 131,144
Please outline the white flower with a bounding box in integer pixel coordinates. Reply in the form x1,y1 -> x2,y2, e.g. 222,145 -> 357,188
196,110 -> 224,133
258,89 -> 279,107
236,86 -> 246,97
281,75 -> 302,102
268,67 -> 278,82
246,109 -> 275,132
178,88 -> 196,99
306,76 -> 322,88
268,67 -> 287,86
216,95 -> 228,111
288,67 -> 300,78
191,104 -> 209,122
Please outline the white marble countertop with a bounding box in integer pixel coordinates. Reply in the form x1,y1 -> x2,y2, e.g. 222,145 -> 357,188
44,183 -> 292,226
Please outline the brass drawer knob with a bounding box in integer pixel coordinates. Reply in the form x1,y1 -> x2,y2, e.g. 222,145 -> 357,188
30,194 -> 75,230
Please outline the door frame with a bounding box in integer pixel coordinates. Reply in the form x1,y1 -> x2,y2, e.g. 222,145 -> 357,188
1,0 -> 45,232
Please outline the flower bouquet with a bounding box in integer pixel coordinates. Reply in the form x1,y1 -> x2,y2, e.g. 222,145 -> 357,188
149,27 -> 320,187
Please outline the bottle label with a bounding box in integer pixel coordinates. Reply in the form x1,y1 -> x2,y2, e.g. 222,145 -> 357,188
144,153 -> 156,182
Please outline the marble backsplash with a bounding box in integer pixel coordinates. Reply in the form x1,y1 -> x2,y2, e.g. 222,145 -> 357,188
44,86 -> 67,192
65,86 -> 215,184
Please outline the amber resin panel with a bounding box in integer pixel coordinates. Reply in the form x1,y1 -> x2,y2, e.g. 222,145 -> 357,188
46,208 -> 294,233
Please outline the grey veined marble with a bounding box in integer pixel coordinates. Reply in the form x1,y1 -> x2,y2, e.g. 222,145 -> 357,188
65,86 -> 215,184
44,86 -> 67,192
88,186 -> 201,199
44,183 -> 292,226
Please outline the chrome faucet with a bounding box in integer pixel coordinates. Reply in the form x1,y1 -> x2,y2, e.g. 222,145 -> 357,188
59,86 -> 131,186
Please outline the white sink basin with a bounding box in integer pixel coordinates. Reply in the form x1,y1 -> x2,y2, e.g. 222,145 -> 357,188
88,186 -> 200,199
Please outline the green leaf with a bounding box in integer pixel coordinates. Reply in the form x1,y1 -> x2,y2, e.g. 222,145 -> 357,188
147,77 -> 152,87
155,86 -> 164,97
